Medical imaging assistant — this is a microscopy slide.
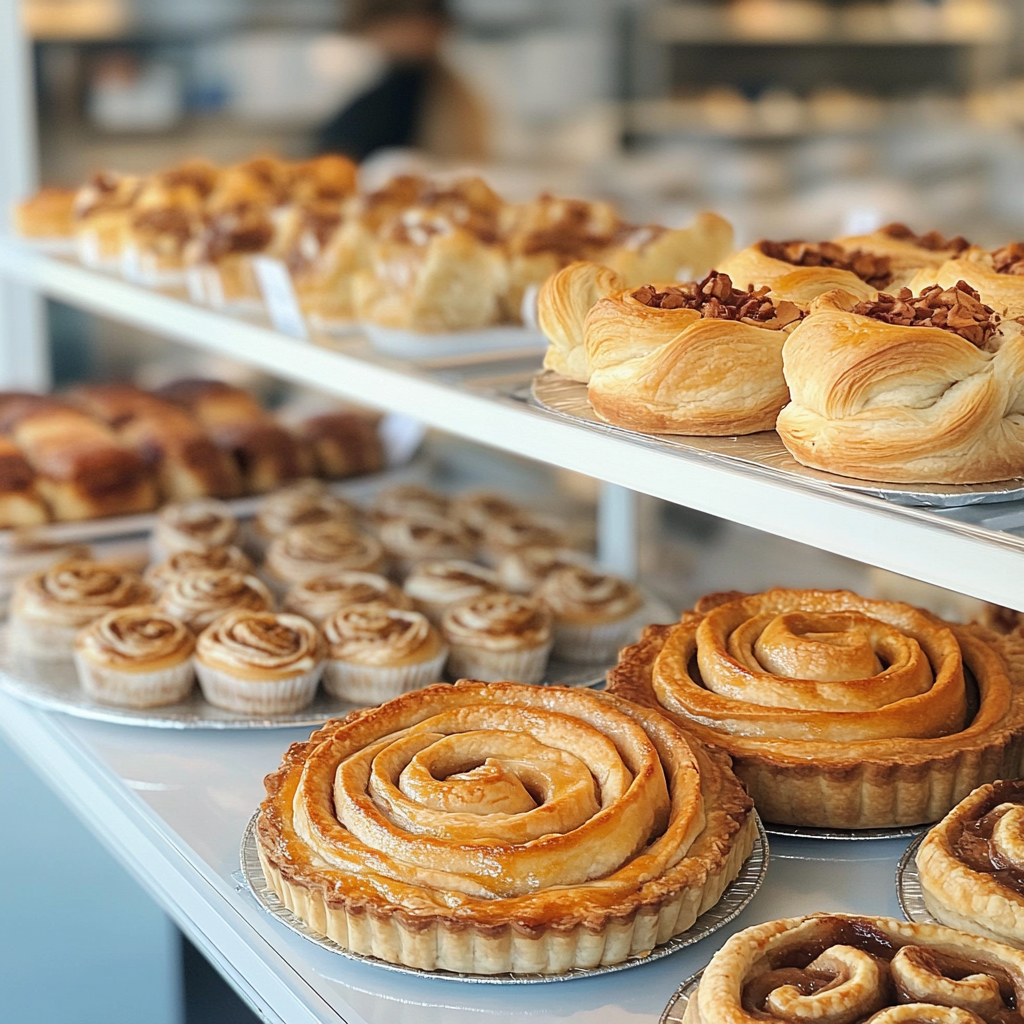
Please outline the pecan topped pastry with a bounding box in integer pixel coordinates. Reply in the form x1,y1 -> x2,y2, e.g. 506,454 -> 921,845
757,239 -> 893,288
993,243 -> 1024,275
777,286 -> 1024,483
683,913 -> 1024,1024
835,222 -> 973,283
283,570 -> 410,625
255,679 -> 755,974
608,587 -> 1024,828
880,221 -> 971,254
907,245 -> 1024,320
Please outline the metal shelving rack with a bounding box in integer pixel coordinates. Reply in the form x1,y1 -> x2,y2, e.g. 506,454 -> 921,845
0,5 -> 1020,1023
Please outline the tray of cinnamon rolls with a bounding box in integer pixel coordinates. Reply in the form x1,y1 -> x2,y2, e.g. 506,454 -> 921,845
535,222 -> 1024,506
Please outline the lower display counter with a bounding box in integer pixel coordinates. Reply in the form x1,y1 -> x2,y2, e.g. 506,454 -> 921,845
0,689 -> 908,1024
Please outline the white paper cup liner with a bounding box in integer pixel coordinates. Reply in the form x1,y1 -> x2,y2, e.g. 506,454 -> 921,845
73,653 -> 195,709
322,646 -> 448,704
195,659 -> 324,715
10,616 -> 86,660
550,614 -> 644,664
445,640 -> 552,685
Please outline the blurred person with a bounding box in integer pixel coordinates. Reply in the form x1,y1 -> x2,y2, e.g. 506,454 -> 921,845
317,0 -> 489,163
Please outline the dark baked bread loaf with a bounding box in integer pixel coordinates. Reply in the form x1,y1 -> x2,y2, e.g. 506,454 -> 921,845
284,410 -> 384,479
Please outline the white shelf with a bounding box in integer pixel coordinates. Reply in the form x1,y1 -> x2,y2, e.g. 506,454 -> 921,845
0,688 -> 913,1024
1,239 -> 1022,612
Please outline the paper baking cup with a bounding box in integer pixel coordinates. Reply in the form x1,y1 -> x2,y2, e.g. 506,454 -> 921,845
73,653 -> 195,709
446,641 -> 553,685
195,660 -> 324,715
9,616 -> 89,660
551,614 -> 645,664
322,647 -> 448,704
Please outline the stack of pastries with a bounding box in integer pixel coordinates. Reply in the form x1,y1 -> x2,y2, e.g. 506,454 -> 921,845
16,157 -> 735,333
539,221 -> 1024,485
0,379 -> 383,529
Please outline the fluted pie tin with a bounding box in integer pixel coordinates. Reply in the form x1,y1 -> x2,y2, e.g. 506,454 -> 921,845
660,970 -> 704,1024
896,832 -> 938,925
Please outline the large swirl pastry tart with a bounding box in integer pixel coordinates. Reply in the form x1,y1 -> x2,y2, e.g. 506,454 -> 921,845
74,605 -> 195,708
264,523 -> 384,591
917,780 -> 1024,948
256,679 -> 755,975
156,567 -> 273,632
681,912 -> 1024,1024
195,609 -> 326,714
777,284 -> 1024,484
608,588 -> 1024,829
11,559 -> 151,659
907,244 -> 1024,319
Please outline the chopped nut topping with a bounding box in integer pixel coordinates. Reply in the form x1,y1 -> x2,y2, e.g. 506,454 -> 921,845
992,243 -> 1024,276
851,281 -> 999,347
758,239 -> 893,289
631,272 -> 803,329
879,223 -> 970,254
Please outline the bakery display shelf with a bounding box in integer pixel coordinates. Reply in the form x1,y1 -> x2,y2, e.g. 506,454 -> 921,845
2,239 -> 1024,612
0,687 -> 915,1024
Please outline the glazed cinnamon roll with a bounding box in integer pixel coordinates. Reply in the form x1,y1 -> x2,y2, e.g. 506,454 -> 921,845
144,545 -> 253,595
254,479 -> 357,542
257,679 -> 754,974
449,491 -> 526,537
283,570 -> 411,626
402,559 -> 499,625
496,546 -> 594,595
534,565 -> 644,663
376,514 -> 475,578
321,601 -> 447,703
156,568 -> 273,632
152,498 -> 238,558
11,559 -> 151,659
608,587 -> 1024,829
441,592 -> 553,684
368,484 -> 448,523
264,522 -> 383,591
477,514 -> 568,567
74,605 -> 195,708
194,609 -> 326,714
683,913 -> 1024,1024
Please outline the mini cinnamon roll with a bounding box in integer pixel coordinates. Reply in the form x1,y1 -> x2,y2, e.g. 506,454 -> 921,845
264,522 -> 383,592
402,560 -> 499,626
534,565 -> 644,663
477,514 -> 568,567
152,498 -> 238,559
441,592 -> 553,685
254,479 -> 358,543
156,568 -> 273,632
496,546 -> 595,595
194,609 -> 326,714
73,605 -> 195,708
322,601 -> 448,704
144,546 -> 253,595
376,514 -> 475,579
368,484 -> 448,524
11,559 -> 151,659
283,571 -> 411,626
449,492 -> 523,537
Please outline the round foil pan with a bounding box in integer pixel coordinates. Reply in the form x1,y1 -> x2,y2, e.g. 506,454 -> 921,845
239,812 -> 768,984
530,371 -> 1024,509
896,832 -> 937,925
764,822 -> 927,842
660,970 -> 704,1024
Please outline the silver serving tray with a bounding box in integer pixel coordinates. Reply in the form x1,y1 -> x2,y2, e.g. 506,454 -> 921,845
239,811 -> 768,984
530,371 -> 1024,509
660,970 -> 704,1024
765,822 -> 927,842
896,832 -> 937,925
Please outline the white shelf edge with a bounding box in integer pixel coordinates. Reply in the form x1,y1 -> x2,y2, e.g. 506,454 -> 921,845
0,691 -> 356,1024
1,240 -> 1022,611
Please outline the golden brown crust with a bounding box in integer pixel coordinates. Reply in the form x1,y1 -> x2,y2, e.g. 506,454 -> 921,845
608,589 -> 1024,828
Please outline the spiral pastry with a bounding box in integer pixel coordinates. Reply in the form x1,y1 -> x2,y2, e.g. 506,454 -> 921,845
74,605 -> 195,708
321,601 -> 447,703
11,559 -> 151,659
442,592 -> 553,684
255,479 -> 357,540
152,498 -> 238,557
376,514 -> 475,577
918,780 -> 1024,948
144,545 -> 253,594
256,679 -> 754,974
194,609 -> 326,714
156,568 -> 273,632
449,491 -> 524,537
402,559 -> 499,625
477,513 -> 568,566
283,570 -> 411,626
264,522 -> 383,589
608,588 -> 1024,828
369,484 -> 448,522
496,545 -> 595,594
683,913 -> 1024,1024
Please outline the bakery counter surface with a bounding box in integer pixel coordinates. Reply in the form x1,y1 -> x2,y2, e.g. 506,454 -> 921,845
0,686 -> 908,1024
3,239 -> 1023,612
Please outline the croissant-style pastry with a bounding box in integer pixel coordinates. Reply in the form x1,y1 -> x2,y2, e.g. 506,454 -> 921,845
834,222 -> 972,285
777,284 -> 1024,484
718,238 -> 892,303
72,171 -> 143,269
907,243 -> 1024,318
539,262 -> 624,382
581,271 -> 803,435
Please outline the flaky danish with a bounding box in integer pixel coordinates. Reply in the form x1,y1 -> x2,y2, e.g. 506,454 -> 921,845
834,222 -> 971,285
907,243 -> 1024,318
777,285 -> 1024,484
257,679 -> 754,974
608,587 -> 1024,829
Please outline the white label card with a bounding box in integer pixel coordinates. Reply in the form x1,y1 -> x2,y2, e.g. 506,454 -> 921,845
252,256 -> 309,339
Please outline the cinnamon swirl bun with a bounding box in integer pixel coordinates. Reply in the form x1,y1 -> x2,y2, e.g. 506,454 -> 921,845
496,546 -> 594,595
477,514 -> 568,567
441,592 -> 553,684
264,523 -> 383,591
256,679 -> 755,974
321,601 -> 447,703
144,546 -> 253,595
156,568 -> 273,632
376,514 -> 475,578
608,588 -> 1024,829
74,605 -> 195,708
283,571 -> 411,626
152,498 -> 238,559
254,479 -> 357,543
194,609 -> 325,714
402,560 -> 499,625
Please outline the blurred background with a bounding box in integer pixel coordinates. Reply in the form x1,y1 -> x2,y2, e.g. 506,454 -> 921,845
3,0 -> 1020,1021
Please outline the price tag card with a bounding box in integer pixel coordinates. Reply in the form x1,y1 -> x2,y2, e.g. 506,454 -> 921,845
252,256 -> 308,339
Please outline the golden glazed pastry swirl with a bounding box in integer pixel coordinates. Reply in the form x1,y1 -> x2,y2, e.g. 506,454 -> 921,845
683,913 -> 1024,1024
608,588 -> 1024,828
15,559 -> 150,628
76,605 -> 195,669
257,680 -> 755,974
156,568 -> 272,631
197,610 -> 324,679
323,602 -> 438,666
